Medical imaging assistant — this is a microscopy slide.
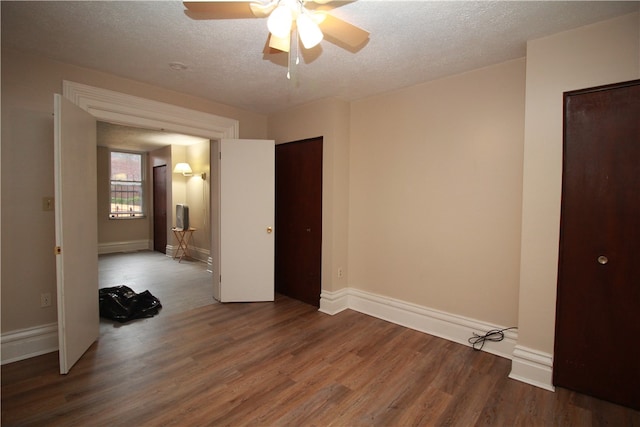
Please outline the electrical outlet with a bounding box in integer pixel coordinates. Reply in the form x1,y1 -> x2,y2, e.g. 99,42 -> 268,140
41,293 -> 52,308
338,268 -> 344,278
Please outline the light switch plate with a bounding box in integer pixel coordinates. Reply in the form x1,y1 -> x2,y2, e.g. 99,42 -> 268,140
42,197 -> 54,211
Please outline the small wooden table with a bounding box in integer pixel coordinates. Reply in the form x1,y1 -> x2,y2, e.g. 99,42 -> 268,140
171,227 -> 196,263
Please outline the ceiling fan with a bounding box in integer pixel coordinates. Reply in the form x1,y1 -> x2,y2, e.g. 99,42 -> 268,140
183,0 -> 370,54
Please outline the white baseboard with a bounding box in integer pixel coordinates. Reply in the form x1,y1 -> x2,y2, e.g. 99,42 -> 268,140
191,247 -> 210,263
509,345 -> 555,391
166,244 -> 210,264
1,323 -> 58,365
98,239 -> 151,254
320,288 -> 555,391
319,288 -> 350,315
3,287 -> 553,392
320,287 -> 518,360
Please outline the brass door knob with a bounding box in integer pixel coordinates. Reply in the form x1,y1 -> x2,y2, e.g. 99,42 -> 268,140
267,227 -> 273,234
597,255 -> 608,265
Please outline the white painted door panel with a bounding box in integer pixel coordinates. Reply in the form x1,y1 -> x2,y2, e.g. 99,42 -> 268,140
54,94 -> 99,374
219,139 -> 275,302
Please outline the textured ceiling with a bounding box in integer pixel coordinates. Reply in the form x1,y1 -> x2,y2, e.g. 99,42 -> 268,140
3,0 -> 639,120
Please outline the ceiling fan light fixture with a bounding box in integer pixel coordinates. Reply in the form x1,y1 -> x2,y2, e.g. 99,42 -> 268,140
269,33 -> 291,52
310,10 -> 327,25
297,12 -> 323,49
267,4 -> 293,38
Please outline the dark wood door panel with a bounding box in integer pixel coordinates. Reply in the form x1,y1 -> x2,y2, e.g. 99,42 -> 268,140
554,80 -> 640,410
153,165 -> 167,254
275,137 -> 323,307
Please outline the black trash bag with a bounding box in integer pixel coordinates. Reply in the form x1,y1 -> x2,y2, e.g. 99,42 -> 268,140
99,285 -> 162,323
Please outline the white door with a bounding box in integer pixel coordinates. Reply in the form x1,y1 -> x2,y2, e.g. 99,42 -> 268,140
54,94 -> 99,374
218,139 -> 275,302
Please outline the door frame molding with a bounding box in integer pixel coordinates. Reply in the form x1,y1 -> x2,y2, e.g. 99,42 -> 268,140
63,81 -> 239,140
63,80 -> 239,271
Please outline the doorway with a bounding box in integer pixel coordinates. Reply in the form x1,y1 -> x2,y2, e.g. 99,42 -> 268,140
554,79 -> 640,410
275,137 -> 323,307
56,81 -> 240,374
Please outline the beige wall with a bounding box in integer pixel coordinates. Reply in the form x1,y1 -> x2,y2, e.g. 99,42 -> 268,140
268,97 -> 351,292
517,12 -> 640,354
349,59 -> 526,328
171,145 -> 189,222
170,142 -> 213,257
184,141 -> 211,254
1,49 -> 267,333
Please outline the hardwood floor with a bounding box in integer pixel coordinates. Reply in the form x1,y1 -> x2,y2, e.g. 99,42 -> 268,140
99,250 -> 215,318
3,278 -> 639,425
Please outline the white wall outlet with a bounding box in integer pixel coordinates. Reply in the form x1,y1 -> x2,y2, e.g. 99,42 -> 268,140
338,268 -> 344,278
40,293 -> 52,308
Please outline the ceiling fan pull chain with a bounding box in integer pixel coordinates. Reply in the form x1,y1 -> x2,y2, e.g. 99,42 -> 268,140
287,46 -> 291,79
295,29 -> 300,65
287,27 -> 299,80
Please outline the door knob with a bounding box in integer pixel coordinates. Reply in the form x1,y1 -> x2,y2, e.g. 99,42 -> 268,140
597,255 -> 608,265
267,227 -> 273,234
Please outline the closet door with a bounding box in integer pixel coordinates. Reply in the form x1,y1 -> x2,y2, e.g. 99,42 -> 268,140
554,80 -> 640,410
275,137 -> 323,307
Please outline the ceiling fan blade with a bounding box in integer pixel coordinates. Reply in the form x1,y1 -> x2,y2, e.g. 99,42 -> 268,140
183,2 -> 255,19
316,13 -> 369,48
305,1 -> 356,12
249,1 -> 277,18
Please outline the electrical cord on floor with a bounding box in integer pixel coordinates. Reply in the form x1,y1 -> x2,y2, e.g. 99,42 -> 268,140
468,327 -> 518,351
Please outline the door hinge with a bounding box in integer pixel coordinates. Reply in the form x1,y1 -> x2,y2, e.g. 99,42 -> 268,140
219,152 -> 222,160
55,246 -> 62,255
219,275 -> 222,283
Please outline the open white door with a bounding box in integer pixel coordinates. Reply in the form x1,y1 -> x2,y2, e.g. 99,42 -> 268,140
54,94 -> 99,374
217,139 -> 275,302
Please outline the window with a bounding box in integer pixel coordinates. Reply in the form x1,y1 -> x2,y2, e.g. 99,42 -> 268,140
110,151 -> 144,218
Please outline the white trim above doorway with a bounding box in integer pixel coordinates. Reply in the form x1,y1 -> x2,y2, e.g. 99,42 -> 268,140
62,81 -> 239,139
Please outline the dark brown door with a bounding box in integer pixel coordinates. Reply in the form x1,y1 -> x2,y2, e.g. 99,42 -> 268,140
554,80 -> 640,410
153,165 -> 167,254
275,137 -> 323,307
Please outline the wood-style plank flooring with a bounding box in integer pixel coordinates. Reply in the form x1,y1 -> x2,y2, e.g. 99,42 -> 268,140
3,253 -> 639,426
98,251 -> 215,318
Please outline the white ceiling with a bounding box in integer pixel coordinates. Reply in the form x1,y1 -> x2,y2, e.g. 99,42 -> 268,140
3,0 -> 639,118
